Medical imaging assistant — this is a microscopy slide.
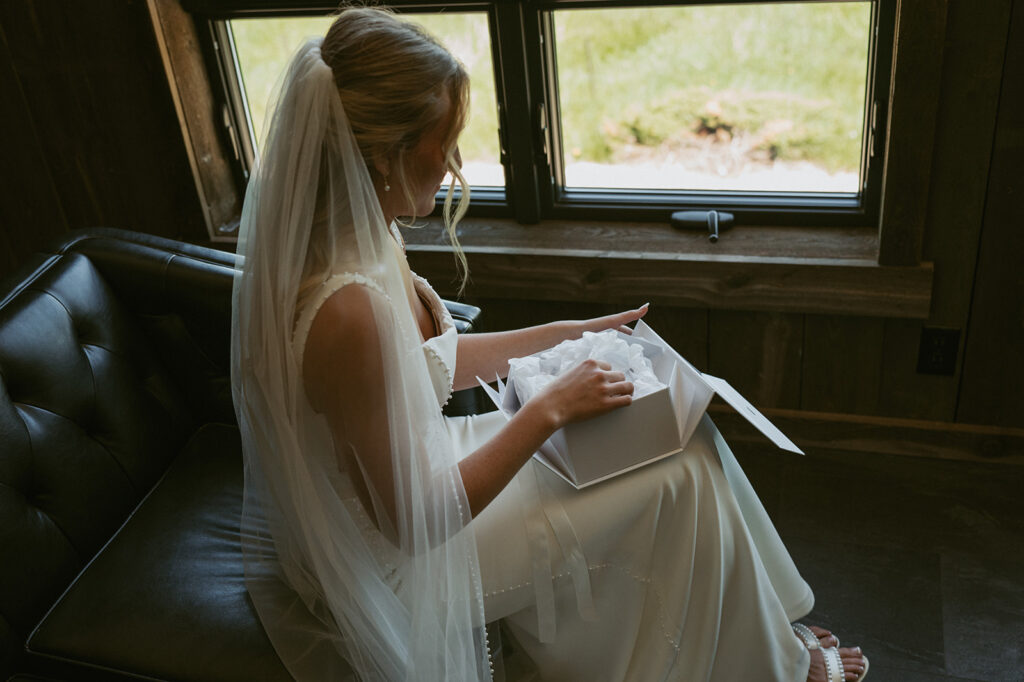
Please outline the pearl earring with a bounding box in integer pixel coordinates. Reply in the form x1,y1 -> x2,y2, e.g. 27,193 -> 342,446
383,173 -> 391,192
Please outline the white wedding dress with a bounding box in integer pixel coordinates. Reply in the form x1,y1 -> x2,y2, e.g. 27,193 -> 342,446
292,267 -> 814,682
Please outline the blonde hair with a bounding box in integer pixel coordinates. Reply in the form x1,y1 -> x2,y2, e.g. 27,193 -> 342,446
314,6 -> 471,293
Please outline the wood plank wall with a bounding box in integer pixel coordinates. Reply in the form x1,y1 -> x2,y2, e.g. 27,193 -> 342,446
0,0 -> 208,279
957,0 -> 1024,427
0,0 -> 1020,435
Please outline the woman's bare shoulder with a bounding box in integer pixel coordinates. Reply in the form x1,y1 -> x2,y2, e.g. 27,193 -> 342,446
303,284 -> 390,410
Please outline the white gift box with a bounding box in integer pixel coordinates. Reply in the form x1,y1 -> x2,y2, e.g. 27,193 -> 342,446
479,320 -> 802,489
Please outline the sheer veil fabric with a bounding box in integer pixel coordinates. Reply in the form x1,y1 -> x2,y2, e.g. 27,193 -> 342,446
230,40 -> 491,681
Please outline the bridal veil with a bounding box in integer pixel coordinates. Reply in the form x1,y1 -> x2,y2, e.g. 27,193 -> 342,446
230,36 -> 491,681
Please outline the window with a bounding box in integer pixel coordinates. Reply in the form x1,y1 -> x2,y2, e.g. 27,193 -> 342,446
553,5 -> 871,192
196,0 -> 895,227
229,11 -> 503,187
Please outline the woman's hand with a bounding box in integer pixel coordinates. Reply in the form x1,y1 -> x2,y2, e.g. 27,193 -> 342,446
575,302 -> 650,336
532,359 -> 635,431
459,357 -> 633,517
458,317 -> 645,516
453,303 -> 650,391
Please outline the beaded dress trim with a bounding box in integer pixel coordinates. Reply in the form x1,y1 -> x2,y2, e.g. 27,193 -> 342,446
414,273 -> 456,407
292,272 -> 388,373
292,271 -> 457,409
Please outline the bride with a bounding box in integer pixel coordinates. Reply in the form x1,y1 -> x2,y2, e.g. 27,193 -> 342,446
230,6 -> 869,681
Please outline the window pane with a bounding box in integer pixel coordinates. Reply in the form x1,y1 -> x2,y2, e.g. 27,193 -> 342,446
230,13 -> 501,186
230,16 -> 333,146
553,2 -> 872,193
414,14 -> 502,188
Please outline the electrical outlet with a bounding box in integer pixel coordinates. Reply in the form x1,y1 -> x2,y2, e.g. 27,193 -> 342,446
916,327 -> 961,375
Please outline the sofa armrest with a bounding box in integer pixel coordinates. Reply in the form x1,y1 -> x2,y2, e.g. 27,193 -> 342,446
53,227 -> 482,325
446,300 -> 481,334
50,228 -> 483,419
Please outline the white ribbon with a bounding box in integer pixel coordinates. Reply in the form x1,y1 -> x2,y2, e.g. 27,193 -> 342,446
539,472 -> 597,622
515,465 -> 557,643
515,462 -> 597,643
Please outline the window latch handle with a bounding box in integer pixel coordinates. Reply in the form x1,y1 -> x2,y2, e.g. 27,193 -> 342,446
670,210 -> 734,243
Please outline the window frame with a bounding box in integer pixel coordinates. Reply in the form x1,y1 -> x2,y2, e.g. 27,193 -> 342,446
189,0 -> 897,228
532,0 -> 894,226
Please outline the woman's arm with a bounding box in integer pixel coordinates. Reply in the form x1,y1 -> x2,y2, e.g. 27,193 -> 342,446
304,287 -> 637,528
451,303 -> 649,391
303,285 -> 399,531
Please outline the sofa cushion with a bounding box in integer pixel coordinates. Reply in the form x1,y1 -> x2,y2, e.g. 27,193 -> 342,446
0,253 -> 193,669
26,423 -> 292,681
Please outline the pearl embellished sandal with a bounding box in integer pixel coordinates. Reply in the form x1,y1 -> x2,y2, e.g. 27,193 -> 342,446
792,622 -> 841,649
792,623 -> 870,681
792,622 -> 825,650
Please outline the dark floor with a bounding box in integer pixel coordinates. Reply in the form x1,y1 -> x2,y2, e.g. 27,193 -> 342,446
735,442 -> 1024,682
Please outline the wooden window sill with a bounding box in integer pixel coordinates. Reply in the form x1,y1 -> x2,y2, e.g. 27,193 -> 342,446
403,218 -> 934,319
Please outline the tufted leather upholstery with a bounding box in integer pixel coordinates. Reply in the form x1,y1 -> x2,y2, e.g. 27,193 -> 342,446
0,250 -> 195,674
0,228 -> 482,681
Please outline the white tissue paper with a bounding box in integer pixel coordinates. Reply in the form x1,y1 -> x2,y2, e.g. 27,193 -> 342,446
508,330 -> 666,404
478,321 -> 803,489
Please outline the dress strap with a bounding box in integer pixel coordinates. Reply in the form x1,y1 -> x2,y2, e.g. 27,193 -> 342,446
293,272 -> 389,371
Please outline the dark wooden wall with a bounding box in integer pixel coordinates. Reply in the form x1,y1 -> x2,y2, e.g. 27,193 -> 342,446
956,0 -> 1024,427
0,0 -> 208,280
0,0 -> 1020,431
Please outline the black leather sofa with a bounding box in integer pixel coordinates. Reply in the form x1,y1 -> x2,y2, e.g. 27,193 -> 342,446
0,228 -> 482,682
